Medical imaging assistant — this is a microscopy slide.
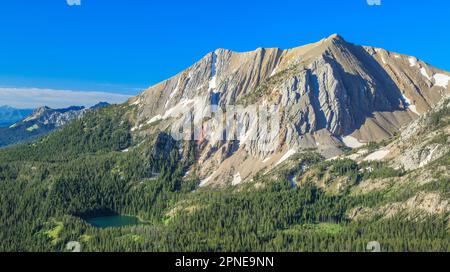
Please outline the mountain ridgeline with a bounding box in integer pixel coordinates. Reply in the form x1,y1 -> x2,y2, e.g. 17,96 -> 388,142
0,106 -> 33,128
131,34 -> 450,186
0,102 -> 109,148
0,35 -> 449,252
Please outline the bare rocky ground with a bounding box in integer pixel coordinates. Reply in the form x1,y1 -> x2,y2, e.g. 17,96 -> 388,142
124,35 -> 449,221
127,34 -> 450,187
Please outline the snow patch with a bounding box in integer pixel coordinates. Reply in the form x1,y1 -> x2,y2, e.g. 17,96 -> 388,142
131,98 -> 140,106
262,157 -> 271,163
270,65 -> 279,77
232,173 -> 242,186
417,67 -> 449,88
326,156 -> 339,162
239,125 -> 257,145
147,114 -> 162,124
165,79 -> 181,109
199,172 -> 216,187
276,149 -> 297,166
138,99 -> 196,130
401,93 -> 419,115
342,136 -> 365,148
409,57 -> 418,67
163,98 -> 195,119
433,73 -> 450,88
419,146 -> 439,168
364,149 -> 390,161
420,67 -> 432,81
209,76 -> 218,93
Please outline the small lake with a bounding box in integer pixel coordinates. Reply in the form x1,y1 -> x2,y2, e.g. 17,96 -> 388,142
84,215 -> 144,228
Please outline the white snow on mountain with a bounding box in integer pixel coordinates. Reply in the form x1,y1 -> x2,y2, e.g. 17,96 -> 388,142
420,67 -> 432,81
232,173 -> 242,186
401,94 -> 420,115
276,149 -> 297,166
342,136 -> 365,148
433,74 -> 450,88
364,149 -> 390,161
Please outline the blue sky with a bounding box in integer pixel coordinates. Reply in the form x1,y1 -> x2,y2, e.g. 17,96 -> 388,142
0,0 -> 449,108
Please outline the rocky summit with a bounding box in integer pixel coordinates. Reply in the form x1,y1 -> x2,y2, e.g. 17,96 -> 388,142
127,34 -> 450,187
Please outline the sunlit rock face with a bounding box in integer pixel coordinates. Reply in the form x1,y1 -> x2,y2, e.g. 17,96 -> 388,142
128,34 -> 450,186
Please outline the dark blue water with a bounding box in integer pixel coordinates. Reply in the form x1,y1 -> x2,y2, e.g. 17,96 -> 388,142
85,215 -> 143,228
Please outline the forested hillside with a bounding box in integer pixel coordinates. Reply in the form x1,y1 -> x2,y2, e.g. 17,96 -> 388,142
0,104 -> 448,252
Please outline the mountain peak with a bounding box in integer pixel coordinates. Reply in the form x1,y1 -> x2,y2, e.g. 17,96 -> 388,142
91,102 -> 110,109
327,33 -> 344,40
134,34 -> 450,187
322,33 -> 347,45
35,106 -> 51,112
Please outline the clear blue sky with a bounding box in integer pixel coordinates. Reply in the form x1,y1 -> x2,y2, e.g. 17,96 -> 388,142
0,0 -> 449,100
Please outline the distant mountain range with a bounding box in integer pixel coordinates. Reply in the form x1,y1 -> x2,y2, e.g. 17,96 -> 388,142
0,102 -> 109,148
0,106 -> 33,128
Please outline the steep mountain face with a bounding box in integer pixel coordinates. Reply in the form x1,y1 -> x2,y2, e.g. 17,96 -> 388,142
389,96 -> 450,171
0,37 -> 448,252
318,95 -> 450,220
0,103 -> 109,147
0,106 -> 33,128
128,34 -> 450,187
323,95 -> 450,169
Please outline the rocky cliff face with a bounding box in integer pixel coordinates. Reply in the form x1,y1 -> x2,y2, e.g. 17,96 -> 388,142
128,34 -> 450,186
329,94 -> 449,170
390,96 -> 450,171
